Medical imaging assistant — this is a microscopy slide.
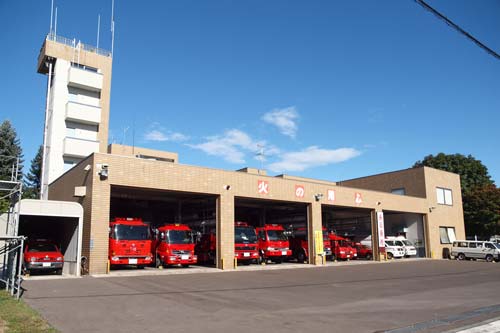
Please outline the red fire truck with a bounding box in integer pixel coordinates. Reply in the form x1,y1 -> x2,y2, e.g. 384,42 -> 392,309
195,222 -> 260,265
289,227 -> 332,263
23,239 -> 64,275
154,224 -> 197,268
328,233 -> 357,261
108,218 -> 153,268
256,224 -> 292,263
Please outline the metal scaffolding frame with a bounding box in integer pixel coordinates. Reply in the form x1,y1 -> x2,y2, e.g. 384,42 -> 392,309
0,155 -> 24,298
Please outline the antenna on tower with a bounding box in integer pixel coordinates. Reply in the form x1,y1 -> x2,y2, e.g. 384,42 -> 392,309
49,0 -> 54,34
54,7 -> 58,37
111,0 -> 115,56
97,14 -> 101,49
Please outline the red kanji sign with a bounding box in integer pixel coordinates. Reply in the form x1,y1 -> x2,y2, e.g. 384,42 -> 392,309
295,185 -> 305,198
355,192 -> 363,205
327,189 -> 335,202
258,180 -> 269,194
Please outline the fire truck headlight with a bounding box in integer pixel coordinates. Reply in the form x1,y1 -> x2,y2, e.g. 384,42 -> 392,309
169,256 -> 177,261
111,256 -> 119,261
145,256 -> 152,261
267,247 -> 275,251
193,255 -> 198,260
340,251 -> 345,254
30,257 -> 37,262
56,257 -> 63,261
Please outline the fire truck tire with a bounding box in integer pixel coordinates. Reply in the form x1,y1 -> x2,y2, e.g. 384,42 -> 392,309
55,268 -> 63,275
156,257 -> 164,268
137,265 -> 145,269
297,251 -> 306,263
274,258 -> 282,264
366,254 -> 372,260
182,264 -> 190,268
330,255 -> 336,262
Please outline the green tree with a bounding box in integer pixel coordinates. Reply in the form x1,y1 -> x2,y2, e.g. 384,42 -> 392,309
0,120 -> 23,212
463,185 -> 500,238
414,153 -> 494,193
413,153 -> 499,238
0,120 -> 23,181
24,145 -> 42,199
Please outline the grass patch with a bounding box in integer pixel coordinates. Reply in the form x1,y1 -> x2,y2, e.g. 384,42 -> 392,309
0,290 -> 57,332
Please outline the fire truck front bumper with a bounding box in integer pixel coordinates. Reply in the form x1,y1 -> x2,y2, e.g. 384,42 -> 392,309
164,254 -> 198,265
235,251 -> 259,260
25,261 -> 63,270
264,249 -> 292,257
110,256 -> 153,265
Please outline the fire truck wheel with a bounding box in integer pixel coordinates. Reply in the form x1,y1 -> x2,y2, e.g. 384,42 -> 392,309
274,258 -> 282,264
55,268 -> 63,275
297,251 -> 306,263
258,253 -> 266,265
330,255 -> 336,262
181,264 -> 190,268
156,257 -> 164,268
366,254 -> 372,260
137,265 -> 145,269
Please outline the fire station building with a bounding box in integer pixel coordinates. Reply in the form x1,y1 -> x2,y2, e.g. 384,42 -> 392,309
48,144 -> 465,275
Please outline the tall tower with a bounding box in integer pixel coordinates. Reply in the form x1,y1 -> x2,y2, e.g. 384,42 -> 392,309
37,33 -> 113,199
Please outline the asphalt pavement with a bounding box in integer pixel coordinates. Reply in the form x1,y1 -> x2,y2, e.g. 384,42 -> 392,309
22,260 -> 500,332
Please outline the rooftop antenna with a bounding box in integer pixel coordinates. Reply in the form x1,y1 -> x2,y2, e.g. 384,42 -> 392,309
256,144 -> 265,173
49,0 -> 54,34
122,126 -> 129,145
111,0 -> 115,56
54,7 -> 58,37
96,14 -> 101,49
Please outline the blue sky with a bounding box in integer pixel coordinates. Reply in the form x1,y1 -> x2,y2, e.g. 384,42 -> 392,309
1,0 -> 499,184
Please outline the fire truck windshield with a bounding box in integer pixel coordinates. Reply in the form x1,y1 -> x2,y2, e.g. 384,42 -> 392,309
28,243 -> 57,252
113,225 -> 151,241
235,227 -> 257,244
166,230 -> 193,244
267,230 -> 288,241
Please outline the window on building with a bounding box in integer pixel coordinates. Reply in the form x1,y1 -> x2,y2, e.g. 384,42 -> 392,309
391,188 -> 406,195
436,187 -> 453,205
71,62 -> 98,73
63,160 -> 76,172
439,227 -> 456,244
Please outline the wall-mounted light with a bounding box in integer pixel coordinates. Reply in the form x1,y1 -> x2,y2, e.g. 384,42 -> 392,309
376,201 -> 382,206
314,193 -> 323,202
98,164 -> 109,180
224,185 -> 231,190
429,206 -> 436,213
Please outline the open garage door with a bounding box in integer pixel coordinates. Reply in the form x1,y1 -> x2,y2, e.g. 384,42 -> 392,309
383,211 -> 426,258
235,197 -> 309,265
17,200 -> 83,276
322,205 -> 374,261
110,186 -> 218,269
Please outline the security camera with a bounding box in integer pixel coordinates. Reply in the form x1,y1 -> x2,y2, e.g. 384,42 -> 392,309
101,164 -> 109,170
224,185 -> 231,190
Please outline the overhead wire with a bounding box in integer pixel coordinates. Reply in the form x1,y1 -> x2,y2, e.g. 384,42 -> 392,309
414,0 -> 500,60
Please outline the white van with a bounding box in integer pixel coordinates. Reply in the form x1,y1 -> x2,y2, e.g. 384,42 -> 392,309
387,237 -> 417,257
451,240 -> 500,262
384,240 -> 405,259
